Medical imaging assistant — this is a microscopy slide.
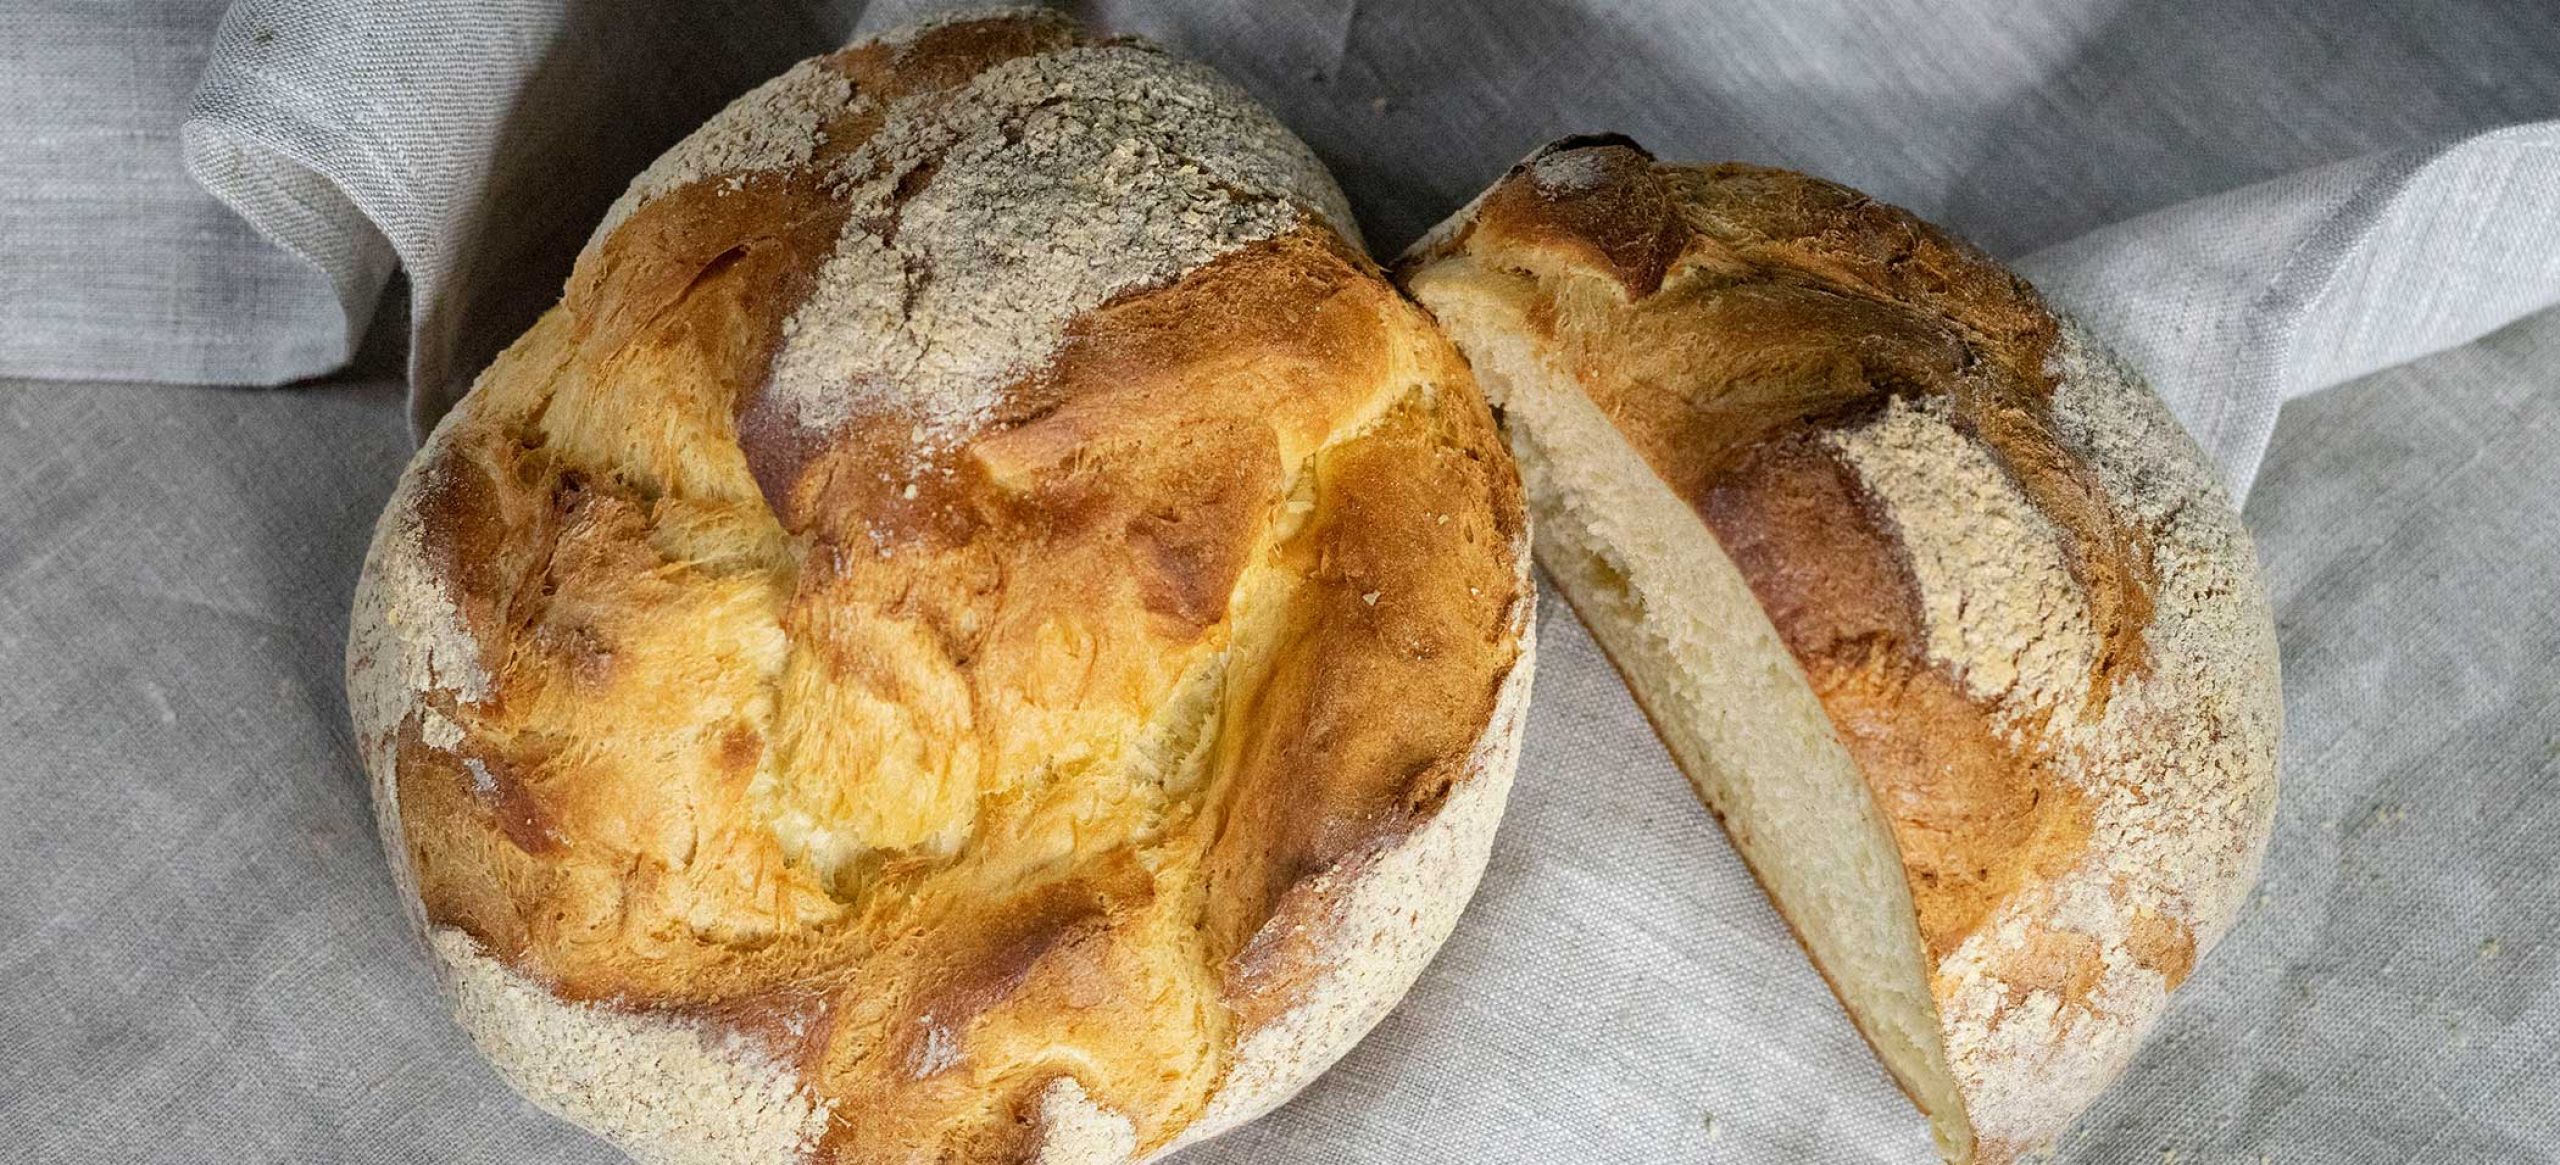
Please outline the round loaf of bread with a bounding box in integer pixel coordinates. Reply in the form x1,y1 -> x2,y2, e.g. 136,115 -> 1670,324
1399,137 -> 2279,1163
344,10 -> 1533,1163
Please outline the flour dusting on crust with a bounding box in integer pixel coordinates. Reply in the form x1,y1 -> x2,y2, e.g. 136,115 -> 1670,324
586,58 -> 860,258
1030,1077 -> 1140,1165
346,417 -> 484,932
1528,147 -> 1612,194
764,43 -> 1351,451
433,928 -> 834,1165
1829,394 -> 2101,718
349,488 -> 489,711
355,17 -> 1485,1165
1930,320 -> 2282,1155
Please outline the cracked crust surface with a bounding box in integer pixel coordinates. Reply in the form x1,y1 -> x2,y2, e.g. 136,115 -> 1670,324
1400,138 -> 2279,1163
346,11 -> 1529,1163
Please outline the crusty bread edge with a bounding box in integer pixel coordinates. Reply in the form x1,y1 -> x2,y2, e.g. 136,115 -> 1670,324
1932,314 -> 2282,1162
346,344 -> 1540,1165
1393,148 -> 2284,1163
1405,259 -> 1971,1157
347,409 -> 469,937
1162,525 -> 1538,1157
347,403 -> 840,1164
345,12 -> 1494,1159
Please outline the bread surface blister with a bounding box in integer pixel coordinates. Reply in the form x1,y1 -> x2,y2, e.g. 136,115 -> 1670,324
345,9 -> 1534,1163
1399,136 -> 2281,1164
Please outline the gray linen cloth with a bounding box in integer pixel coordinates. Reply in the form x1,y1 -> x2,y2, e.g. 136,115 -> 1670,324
2,0 -> 2558,1161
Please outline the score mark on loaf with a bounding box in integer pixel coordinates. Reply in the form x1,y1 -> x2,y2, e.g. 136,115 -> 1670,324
346,8 -> 1532,1163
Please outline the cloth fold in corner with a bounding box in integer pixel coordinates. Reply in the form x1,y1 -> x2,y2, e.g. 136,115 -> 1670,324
2021,121 -> 2560,494
4,2 -> 2560,1161
176,0 -> 849,429
139,0 -> 2560,498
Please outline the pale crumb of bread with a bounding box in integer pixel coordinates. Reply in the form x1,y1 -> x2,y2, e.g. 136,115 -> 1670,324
585,57 -> 860,259
1828,394 -> 2100,720
1404,220 -> 2277,1160
1406,273 -> 1968,1155
766,43 -> 1351,450
431,927 -> 834,1165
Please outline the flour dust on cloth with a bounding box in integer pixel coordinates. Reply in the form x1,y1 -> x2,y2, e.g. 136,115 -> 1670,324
0,0 -> 2532,1161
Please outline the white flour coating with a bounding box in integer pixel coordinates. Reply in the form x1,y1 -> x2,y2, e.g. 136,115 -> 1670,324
432,928 -> 834,1165
463,756 -> 499,799
585,57 -> 860,259
2041,318 -> 2280,961
1829,393 -> 2100,718
363,20 -> 1449,1161
1029,1077 -> 1139,1164
1928,321 -> 2283,1153
416,704 -> 465,751
358,507 -> 489,706
1405,169 -> 2276,1158
764,43 -> 1351,450
1527,147 -> 1612,194
345,412 -> 487,936
346,417 -> 490,746
908,1014 -> 963,1078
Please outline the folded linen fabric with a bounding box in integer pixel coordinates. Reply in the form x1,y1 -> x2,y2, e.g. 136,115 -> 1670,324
2,1 -> 2559,1163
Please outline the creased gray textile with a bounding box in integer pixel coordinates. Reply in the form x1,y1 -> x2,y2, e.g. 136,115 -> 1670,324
1,0 -> 2557,1161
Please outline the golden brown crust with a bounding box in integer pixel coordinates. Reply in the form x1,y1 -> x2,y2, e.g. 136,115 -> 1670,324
1405,138 -> 2144,966
349,13 -> 1529,1163
1401,138 -> 2280,1162
1696,436 -> 2097,962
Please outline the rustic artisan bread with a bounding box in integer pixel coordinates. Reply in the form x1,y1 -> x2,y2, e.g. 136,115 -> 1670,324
1398,137 -> 2280,1163
343,10 -> 1533,1163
